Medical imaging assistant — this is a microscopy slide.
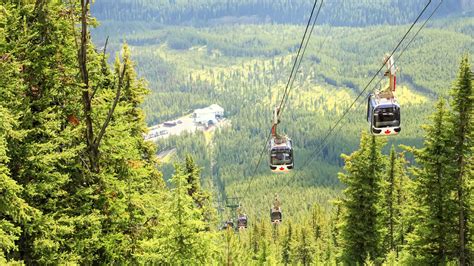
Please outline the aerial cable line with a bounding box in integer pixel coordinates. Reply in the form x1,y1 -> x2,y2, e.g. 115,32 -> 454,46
359,0 -> 444,115
277,0 -> 322,113
276,0 -> 440,194
367,0 -> 443,99
244,0 -> 324,196
279,0 -> 324,119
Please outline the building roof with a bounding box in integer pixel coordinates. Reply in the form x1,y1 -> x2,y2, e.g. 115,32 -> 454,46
193,104 -> 224,115
193,108 -> 210,115
209,104 -> 224,113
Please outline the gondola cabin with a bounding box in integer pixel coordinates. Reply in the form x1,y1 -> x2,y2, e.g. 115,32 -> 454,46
367,93 -> 401,136
270,207 -> 282,224
269,137 -> 294,171
237,215 -> 248,229
224,220 -> 234,230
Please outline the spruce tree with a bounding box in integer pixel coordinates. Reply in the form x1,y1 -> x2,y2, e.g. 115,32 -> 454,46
2,1 -> 166,263
447,54 -> 473,265
220,228 -> 246,265
380,147 -> 411,257
406,99 -> 458,264
0,108 -> 38,263
310,203 -> 323,242
294,226 -> 314,265
183,154 -> 215,229
138,164 -> 215,264
1,1 -> 86,263
393,152 -> 412,255
281,221 -> 293,265
338,132 -> 386,263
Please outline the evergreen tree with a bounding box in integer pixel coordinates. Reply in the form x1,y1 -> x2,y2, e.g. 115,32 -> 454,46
219,228 -> 250,265
405,99 -> 458,264
447,54 -> 473,265
0,107 -> 38,263
281,221 -> 293,265
294,226 -> 314,265
138,165 -> 215,264
1,1 -> 87,263
183,154 -> 215,229
310,203 -> 323,242
338,132 -> 387,263
393,152 -> 412,256
1,1 -> 166,263
380,147 -> 411,257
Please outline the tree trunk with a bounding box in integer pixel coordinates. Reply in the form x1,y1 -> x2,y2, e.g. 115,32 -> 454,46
79,0 -> 99,173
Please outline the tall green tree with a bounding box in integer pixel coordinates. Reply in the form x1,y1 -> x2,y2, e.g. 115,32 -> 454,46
281,221 -> 294,265
1,1 -> 87,263
1,1 -> 166,263
294,226 -> 314,265
380,147 -> 411,257
447,54 -> 473,265
219,228 -> 250,265
338,132 -> 386,264
137,164 -> 215,264
183,154 -> 215,229
0,107 -> 38,264
405,99 -> 458,264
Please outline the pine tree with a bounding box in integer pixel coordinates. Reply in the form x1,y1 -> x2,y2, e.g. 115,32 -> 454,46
405,99 -> 458,264
1,1 -> 87,263
338,132 -> 387,264
393,152 -> 412,255
380,147 -> 411,257
281,221 -> 293,265
219,228 -> 249,265
183,154 -> 215,229
310,203 -> 323,242
447,54 -> 473,265
2,1 -> 166,263
294,226 -> 314,265
0,107 -> 38,263
138,165 -> 215,264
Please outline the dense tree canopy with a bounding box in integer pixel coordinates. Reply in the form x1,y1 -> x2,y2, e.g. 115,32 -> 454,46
91,0 -> 471,26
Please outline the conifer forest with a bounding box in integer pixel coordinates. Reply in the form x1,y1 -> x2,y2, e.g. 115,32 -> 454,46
0,0 -> 473,264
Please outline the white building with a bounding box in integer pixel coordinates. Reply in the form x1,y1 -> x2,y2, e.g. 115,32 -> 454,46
193,104 -> 224,126
208,104 -> 224,117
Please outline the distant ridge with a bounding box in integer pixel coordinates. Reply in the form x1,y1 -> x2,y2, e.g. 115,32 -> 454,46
92,0 -> 471,27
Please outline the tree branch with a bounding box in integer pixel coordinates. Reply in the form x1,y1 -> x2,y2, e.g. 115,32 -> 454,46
91,35 -> 109,100
95,61 -> 127,148
79,0 -> 98,172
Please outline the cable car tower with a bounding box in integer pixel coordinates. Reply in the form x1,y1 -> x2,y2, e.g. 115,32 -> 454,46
367,54 -> 401,136
221,197 -> 250,231
220,197 -> 240,230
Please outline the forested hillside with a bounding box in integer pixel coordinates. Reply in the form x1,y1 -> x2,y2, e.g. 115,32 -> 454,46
92,0 -> 473,26
90,12 -> 472,222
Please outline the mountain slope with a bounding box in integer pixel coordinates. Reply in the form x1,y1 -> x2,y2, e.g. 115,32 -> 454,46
92,0 -> 473,26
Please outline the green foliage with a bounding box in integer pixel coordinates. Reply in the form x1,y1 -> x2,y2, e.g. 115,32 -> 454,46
448,54 -> 473,264
380,147 -> 411,255
218,228 -> 250,265
405,99 -> 458,264
137,165 -> 216,264
0,1 -> 167,264
338,132 -> 387,263
91,0 -> 469,26
402,55 -> 473,264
